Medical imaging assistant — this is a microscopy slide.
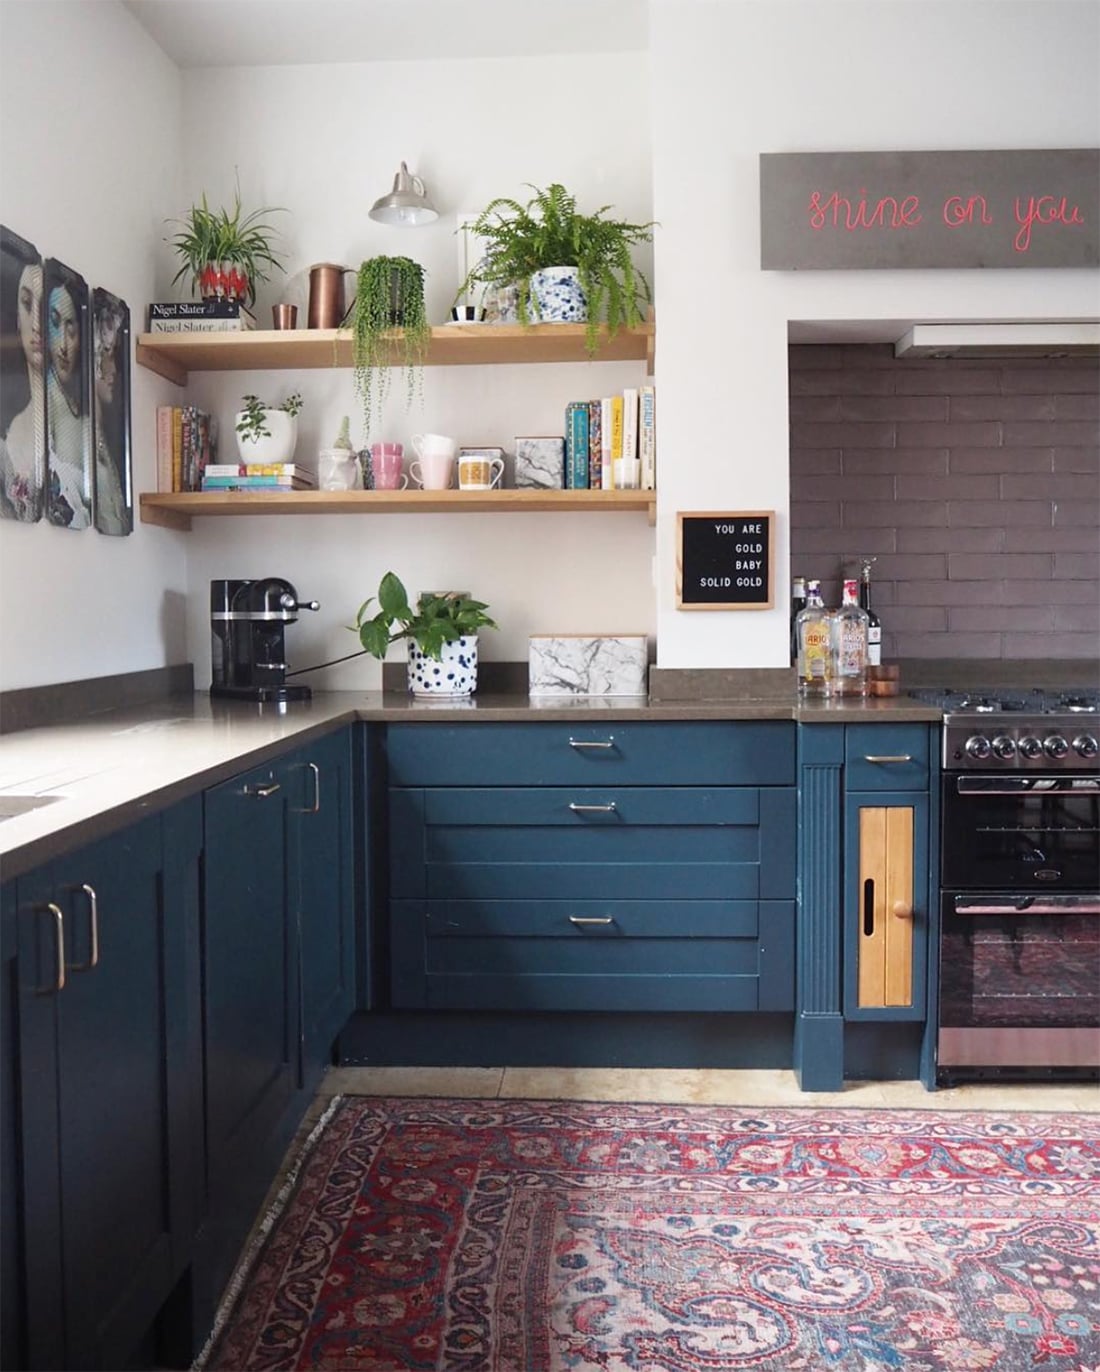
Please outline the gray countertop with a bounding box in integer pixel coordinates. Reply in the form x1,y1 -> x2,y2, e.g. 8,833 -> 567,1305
0,688 -> 940,878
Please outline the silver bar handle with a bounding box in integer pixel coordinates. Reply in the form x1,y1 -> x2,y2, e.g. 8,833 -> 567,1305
568,738 -> 615,750
569,916 -> 615,926
568,802 -> 617,814
863,754 -> 913,764
68,883 -> 100,971
291,762 -> 321,814
955,895 -> 1100,916
38,903 -> 66,995
244,780 -> 281,798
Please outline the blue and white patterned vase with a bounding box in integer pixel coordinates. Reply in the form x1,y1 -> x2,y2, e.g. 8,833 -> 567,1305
529,266 -> 587,323
406,635 -> 479,697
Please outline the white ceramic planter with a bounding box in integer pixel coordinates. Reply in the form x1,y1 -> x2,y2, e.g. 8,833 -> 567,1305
406,635 -> 478,697
236,410 -> 298,465
529,266 -> 587,323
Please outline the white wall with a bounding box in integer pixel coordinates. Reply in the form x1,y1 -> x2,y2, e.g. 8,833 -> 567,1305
175,53 -> 656,690
650,0 -> 1100,668
0,0 -> 187,690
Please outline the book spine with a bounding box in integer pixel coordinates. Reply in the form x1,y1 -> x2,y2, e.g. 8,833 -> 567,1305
148,318 -> 249,333
564,402 -> 580,489
570,402 -> 589,489
182,408 -> 193,491
171,407 -> 183,492
609,395 -> 624,491
156,406 -> 174,492
149,300 -> 253,319
640,384 -> 656,490
587,400 -> 602,489
621,387 -> 639,463
201,477 -> 309,489
600,397 -> 613,490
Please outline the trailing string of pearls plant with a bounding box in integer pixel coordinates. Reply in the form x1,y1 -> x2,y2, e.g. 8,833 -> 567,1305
350,256 -> 429,439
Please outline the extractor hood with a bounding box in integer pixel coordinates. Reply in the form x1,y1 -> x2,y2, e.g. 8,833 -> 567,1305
895,322 -> 1100,359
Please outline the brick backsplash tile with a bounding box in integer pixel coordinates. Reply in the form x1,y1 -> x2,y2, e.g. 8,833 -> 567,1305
1004,420 -> 1100,448
896,528 -> 1004,552
949,605 -> 1054,631
898,579 -> 1006,606
1003,632 -> 1100,658
948,552 -> 1052,579
1053,445 -> 1100,473
1054,552 -> 1100,579
790,421 -> 897,448
1053,603 -> 1100,632
897,421 -> 1001,447
1018,530 -> 1100,554
791,528 -> 897,556
789,396 -> 843,422
790,500 -> 841,528
867,553 -> 949,580
789,345 -> 843,371
1001,473 -> 1099,499
798,474 -> 896,502
790,447 -> 843,475
897,633 -> 1003,658
884,606 -> 949,632
1005,578 -> 1100,604
951,446 -> 1053,473
896,474 -> 999,500
790,369 -> 895,396
1002,364 -> 1100,394
1054,393 -> 1100,421
949,394 -> 1056,422
842,447 -> 947,475
836,344 -> 896,368
840,395 -> 947,422
895,367 -> 1001,395
845,500 -> 948,527
1053,499 -> 1100,526
948,500 -> 1053,527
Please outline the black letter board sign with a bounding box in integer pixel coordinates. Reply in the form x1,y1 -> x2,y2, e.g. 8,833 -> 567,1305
760,148 -> 1099,270
677,511 -> 774,610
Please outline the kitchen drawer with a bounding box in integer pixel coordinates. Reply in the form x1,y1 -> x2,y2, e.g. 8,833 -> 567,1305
391,897 -> 795,1012
844,725 -> 930,791
385,722 -> 795,787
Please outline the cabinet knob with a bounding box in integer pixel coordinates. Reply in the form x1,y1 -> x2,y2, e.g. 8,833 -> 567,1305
893,901 -> 913,920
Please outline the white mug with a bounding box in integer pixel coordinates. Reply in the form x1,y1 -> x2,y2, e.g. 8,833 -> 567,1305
411,432 -> 456,461
410,451 -> 454,490
458,453 -> 504,490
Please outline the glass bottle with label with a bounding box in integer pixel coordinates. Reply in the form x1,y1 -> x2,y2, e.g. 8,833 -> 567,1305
859,557 -> 882,667
790,575 -> 806,665
796,579 -> 832,697
832,577 -> 869,696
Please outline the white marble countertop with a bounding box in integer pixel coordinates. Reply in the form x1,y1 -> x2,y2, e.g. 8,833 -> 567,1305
0,689 -> 941,879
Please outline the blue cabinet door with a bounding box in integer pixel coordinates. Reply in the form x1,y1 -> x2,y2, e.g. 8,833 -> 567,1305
287,728 -> 356,1082
203,762 -> 296,1203
14,809 -> 198,1370
1,882 -> 23,1372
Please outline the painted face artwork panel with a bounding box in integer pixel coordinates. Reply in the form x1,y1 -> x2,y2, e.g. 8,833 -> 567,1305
44,257 -> 93,529
91,287 -> 133,536
0,225 -> 46,522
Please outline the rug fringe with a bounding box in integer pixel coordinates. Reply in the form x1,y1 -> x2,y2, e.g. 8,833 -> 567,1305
191,1093 -> 345,1371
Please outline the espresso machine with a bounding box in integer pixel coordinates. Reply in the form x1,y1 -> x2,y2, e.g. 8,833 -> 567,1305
210,578 -> 319,702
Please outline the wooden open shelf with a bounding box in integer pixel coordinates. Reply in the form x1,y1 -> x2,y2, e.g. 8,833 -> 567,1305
136,322 -> 655,386
139,487 -> 656,531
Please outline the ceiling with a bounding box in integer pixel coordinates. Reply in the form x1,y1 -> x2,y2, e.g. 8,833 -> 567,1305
122,0 -> 648,67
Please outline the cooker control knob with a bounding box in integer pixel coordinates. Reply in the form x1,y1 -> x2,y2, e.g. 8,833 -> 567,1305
965,735 -> 992,760
1044,734 -> 1069,760
1072,734 -> 1097,759
991,735 -> 1016,760
1018,736 -> 1043,760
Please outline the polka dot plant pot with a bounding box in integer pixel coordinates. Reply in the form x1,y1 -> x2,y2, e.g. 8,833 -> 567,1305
529,266 -> 587,323
406,635 -> 479,697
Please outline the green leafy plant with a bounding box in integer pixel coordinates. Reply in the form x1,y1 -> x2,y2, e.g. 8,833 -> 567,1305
236,391 -> 303,444
454,182 -> 654,355
332,415 -> 354,451
350,256 -> 430,438
352,571 -> 497,661
166,184 -> 286,307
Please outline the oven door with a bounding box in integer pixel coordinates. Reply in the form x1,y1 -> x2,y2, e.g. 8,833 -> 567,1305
938,892 -> 1100,1078
940,773 -> 1100,891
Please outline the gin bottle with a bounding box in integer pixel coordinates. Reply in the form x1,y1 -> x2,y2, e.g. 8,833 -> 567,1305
796,579 -> 832,697
832,577 -> 869,697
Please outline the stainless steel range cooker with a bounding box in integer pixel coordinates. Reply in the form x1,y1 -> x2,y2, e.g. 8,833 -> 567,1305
910,686 -> 1100,1085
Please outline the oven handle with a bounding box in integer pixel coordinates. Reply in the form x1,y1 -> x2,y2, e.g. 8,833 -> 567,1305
954,775 -> 1100,795
954,895 -> 1100,916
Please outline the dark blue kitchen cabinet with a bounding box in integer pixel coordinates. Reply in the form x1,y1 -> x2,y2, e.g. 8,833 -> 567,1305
10,802 -> 202,1371
386,722 -> 796,1014
1,881 -> 22,1372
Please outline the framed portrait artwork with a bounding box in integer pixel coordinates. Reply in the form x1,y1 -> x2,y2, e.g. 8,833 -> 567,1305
44,256 -> 93,529
0,225 -> 46,522
91,287 -> 132,536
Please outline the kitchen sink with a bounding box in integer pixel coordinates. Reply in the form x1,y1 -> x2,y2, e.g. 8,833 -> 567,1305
0,794 -> 62,822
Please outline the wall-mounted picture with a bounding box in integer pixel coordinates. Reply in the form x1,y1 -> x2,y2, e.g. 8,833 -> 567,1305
92,287 -> 132,536
44,256 -> 92,529
0,225 -> 46,522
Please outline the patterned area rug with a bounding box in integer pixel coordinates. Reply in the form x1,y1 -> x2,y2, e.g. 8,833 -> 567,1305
198,1097 -> 1100,1371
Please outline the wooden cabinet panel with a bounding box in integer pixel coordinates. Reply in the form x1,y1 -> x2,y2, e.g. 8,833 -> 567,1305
856,806 -> 915,1008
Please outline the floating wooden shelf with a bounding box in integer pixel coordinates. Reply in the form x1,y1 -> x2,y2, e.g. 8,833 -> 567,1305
139,487 -> 657,532
136,322 -> 655,386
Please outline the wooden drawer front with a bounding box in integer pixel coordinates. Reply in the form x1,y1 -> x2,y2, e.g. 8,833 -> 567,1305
391,898 -> 795,1012
386,722 -> 795,787
390,788 -> 796,901
844,725 -> 929,791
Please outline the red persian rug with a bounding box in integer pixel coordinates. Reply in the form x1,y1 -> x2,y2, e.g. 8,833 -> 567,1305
198,1097 -> 1100,1371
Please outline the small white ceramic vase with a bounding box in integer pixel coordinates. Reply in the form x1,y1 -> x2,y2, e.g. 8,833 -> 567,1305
236,410 -> 297,465
406,635 -> 478,697
529,266 -> 588,323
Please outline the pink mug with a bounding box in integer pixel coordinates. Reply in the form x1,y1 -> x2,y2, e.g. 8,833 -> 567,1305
371,442 -> 407,490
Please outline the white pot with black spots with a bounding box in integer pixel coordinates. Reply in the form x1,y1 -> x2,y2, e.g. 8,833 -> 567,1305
406,635 -> 479,697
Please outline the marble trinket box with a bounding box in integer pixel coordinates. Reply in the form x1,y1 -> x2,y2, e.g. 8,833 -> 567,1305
514,435 -> 565,489
528,635 -> 649,696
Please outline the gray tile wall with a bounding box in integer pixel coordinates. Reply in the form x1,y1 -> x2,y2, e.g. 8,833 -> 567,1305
788,344 -> 1099,661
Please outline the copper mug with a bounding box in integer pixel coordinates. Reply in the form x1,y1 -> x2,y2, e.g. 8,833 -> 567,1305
308,263 -> 354,330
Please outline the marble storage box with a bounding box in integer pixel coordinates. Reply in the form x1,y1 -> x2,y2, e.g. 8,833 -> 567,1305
514,435 -> 565,489
528,635 -> 649,696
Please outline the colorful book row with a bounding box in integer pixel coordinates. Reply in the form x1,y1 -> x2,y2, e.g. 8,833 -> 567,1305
155,405 -> 218,492
564,385 -> 655,491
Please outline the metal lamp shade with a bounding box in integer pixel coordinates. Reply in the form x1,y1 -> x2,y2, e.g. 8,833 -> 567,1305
369,161 -> 439,226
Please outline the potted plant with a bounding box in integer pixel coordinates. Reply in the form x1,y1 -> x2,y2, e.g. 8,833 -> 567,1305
235,391 -> 303,465
350,256 -> 430,439
454,182 -> 655,356
167,185 -> 286,307
352,571 -> 497,697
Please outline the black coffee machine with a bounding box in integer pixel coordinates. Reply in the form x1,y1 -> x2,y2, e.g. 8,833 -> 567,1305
210,578 -> 319,702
